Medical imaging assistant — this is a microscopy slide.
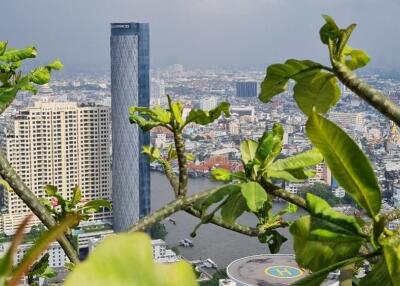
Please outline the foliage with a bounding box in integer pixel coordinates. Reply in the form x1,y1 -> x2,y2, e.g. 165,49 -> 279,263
65,232 -> 198,286
39,185 -> 111,227
0,215 -> 79,286
148,222 -> 168,240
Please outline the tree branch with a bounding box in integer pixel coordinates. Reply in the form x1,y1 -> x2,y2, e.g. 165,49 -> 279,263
259,178 -> 307,210
159,159 -> 179,197
0,152 -> 80,263
174,132 -> 188,196
333,61 -> 400,126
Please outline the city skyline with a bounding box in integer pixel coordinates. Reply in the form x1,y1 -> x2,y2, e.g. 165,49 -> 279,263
1,0 -> 399,71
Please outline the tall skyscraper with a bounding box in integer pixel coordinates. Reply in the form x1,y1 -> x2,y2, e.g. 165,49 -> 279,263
110,23 -> 151,232
236,81 -> 258,97
3,102 -> 112,233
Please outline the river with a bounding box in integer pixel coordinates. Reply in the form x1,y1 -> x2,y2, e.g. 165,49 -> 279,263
151,172 -> 301,268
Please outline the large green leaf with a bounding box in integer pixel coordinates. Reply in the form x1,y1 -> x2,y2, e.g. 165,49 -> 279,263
306,112 -> 381,218
259,59 -> 321,103
220,192 -> 248,225
240,140 -> 258,165
268,149 -> 323,171
306,193 -> 363,236
185,102 -> 230,126
240,182 -> 268,212
290,215 -> 362,272
293,72 -> 340,115
359,259 -> 393,286
381,236 -> 400,285
65,233 -> 198,286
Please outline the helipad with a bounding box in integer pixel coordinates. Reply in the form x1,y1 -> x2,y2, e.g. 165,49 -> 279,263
226,254 -> 339,286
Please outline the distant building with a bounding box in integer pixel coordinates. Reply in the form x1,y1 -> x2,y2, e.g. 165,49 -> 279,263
3,102 -> 111,233
151,239 -> 180,263
199,97 -> 217,111
329,112 -> 364,129
235,81 -> 258,97
151,79 -> 166,106
111,22 -> 151,232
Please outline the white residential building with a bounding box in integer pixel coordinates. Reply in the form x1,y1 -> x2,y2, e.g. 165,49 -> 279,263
3,101 -> 112,233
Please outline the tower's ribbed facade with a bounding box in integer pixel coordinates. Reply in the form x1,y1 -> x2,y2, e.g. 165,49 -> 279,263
110,23 -> 151,232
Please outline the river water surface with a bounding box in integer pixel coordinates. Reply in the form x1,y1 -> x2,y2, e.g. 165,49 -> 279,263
151,172 -> 301,267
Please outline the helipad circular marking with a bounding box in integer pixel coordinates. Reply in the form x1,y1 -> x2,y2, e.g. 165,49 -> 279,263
265,265 -> 304,279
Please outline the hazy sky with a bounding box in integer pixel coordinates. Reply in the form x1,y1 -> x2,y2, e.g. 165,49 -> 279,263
1,0 -> 399,71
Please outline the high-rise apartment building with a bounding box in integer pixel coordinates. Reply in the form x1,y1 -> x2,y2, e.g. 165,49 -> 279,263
110,23 -> 151,232
329,112 -> 364,129
236,81 -> 258,97
3,102 -> 111,233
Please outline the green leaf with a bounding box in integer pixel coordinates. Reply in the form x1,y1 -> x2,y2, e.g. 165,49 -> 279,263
320,15 -> 340,44
65,233 -> 198,286
267,230 -> 287,254
0,42 -> 7,56
220,192 -> 248,225
11,215 -> 80,286
290,215 -> 362,272
185,102 -> 230,126
129,106 -> 171,125
257,123 -> 284,166
337,24 -> 357,56
240,182 -> 268,212
211,168 -> 232,182
359,259 -> 393,286
46,59 -> 63,70
194,185 -> 240,218
306,112 -> 381,218
44,185 -> 58,196
240,139 -> 258,165
142,146 -> 161,162
294,256 -> 365,286
293,72 -> 341,115
71,186 -> 82,206
268,168 -> 316,183
381,236 -> 400,285
0,177 -> 13,192
167,144 -> 177,161
170,100 -> 184,127
259,59 -> 321,103
82,199 -> 112,213
0,215 -> 31,284
0,46 -> 37,62
342,46 -> 371,70
129,112 -> 162,131
306,193 -> 363,236
269,149 -> 323,171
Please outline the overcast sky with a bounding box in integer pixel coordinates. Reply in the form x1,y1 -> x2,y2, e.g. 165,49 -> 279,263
1,0 -> 399,71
